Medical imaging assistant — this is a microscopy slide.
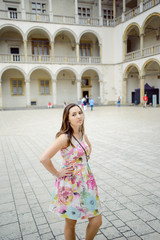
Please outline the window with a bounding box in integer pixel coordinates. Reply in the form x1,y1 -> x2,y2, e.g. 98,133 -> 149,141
78,7 -> 90,17
8,7 -> 17,19
11,79 -> 24,96
82,78 -> 89,87
103,9 -> 113,19
39,80 -> 50,95
79,43 -> 91,56
32,39 -> 49,55
32,2 -> 46,14
10,48 -> 20,61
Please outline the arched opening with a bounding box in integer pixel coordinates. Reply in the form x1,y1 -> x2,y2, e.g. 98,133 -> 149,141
54,30 -> 76,63
0,26 -> 23,62
79,32 -> 100,63
27,28 -> 51,62
143,14 -> 160,56
1,68 -> 25,108
142,60 -> 160,105
56,70 -> 77,105
30,68 -> 52,107
125,25 -> 140,60
81,69 -> 100,104
125,65 -> 140,104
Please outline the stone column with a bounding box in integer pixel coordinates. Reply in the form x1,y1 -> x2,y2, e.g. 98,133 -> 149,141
98,0 -> 103,26
140,0 -> 143,13
140,76 -> 145,104
113,0 -> 116,19
76,43 -> 79,62
99,44 -> 102,63
75,0 -> 79,24
0,81 -> 3,109
99,80 -> 104,104
25,80 -> 31,107
52,79 -> 57,106
122,78 -> 127,104
140,33 -> 144,57
123,40 -> 127,61
21,0 -> 26,20
122,0 -> 126,22
77,79 -> 81,101
23,40 -> 28,62
49,0 -> 53,21
51,41 -> 54,62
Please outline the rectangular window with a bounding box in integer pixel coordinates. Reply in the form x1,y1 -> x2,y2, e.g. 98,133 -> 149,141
103,9 -> 113,19
8,7 -> 17,19
78,7 -> 90,17
40,80 -> 51,95
82,78 -> 89,87
79,43 -> 91,56
11,79 -> 24,96
32,2 -> 46,14
32,39 -> 49,55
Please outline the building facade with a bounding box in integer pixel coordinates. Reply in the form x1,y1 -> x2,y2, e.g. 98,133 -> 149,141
0,0 -> 160,108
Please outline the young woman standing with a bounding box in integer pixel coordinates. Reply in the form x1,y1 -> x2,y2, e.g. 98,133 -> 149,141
40,103 -> 102,240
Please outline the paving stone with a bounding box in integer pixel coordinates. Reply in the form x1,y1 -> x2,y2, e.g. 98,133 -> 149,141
38,223 -> 51,235
18,212 -> 34,224
0,211 -> 18,225
111,219 -> 126,228
41,232 -> 55,240
0,202 -> 15,214
141,232 -> 160,240
22,233 -> 41,240
126,219 -> 154,236
134,209 -> 156,221
147,219 -> 160,233
0,222 -> 21,239
20,221 -> 37,236
50,221 -> 65,236
101,226 -> 122,239
115,209 -> 138,222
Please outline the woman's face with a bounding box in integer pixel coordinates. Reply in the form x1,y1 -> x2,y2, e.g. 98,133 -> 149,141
69,106 -> 84,128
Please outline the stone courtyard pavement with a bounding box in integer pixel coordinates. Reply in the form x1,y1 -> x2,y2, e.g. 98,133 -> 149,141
0,106 -> 160,240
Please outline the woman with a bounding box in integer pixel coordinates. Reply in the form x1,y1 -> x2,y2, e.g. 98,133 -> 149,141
40,103 -> 102,240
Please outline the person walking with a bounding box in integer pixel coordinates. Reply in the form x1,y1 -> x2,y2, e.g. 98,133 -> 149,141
89,98 -> 94,111
117,96 -> 121,107
143,94 -> 148,108
40,103 -> 102,240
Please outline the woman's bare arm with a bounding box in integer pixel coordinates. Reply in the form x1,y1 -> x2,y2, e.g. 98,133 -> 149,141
40,134 -> 73,177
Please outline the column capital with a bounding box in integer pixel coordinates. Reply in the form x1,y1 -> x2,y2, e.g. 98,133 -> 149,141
98,79 -> 103,83
123,77 -> 127,81
52,79 -> 57,83
140,75 -> 145,80
77,79 -> 81,83
25,79 -> 30,83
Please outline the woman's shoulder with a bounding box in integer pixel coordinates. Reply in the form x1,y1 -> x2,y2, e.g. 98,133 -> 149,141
56,133 -> 68,147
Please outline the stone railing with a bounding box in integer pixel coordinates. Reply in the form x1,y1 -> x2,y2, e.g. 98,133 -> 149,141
79,17 -> 99,26
0,54 -> 101,64
143,43 -> 160,57
54,56 -> 77,63
125,50 -> 141,61
79,56 -> 101,63
53,15 -> 75,24
26,12 -> 49,22
124,6 -> 140,21
0,54 -> 25,62
0,10 -> 22,20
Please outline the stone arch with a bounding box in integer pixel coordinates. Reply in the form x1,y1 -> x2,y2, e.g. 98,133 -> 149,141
55,67 -> 78,80
28,66 -> 54,80
123,23 -> 141,41
141,58 -> 160,75
78,30 -> 102,44
53,28 -> 77,43
0,23 -> 24,39
80,67 -> 102,80
0,66 -> 26,80
123,63 -> 140,78
25,26 -> 52,42
141,12 -> 160,34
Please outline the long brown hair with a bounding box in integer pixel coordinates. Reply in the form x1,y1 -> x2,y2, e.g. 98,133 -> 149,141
56,103 -> 84,146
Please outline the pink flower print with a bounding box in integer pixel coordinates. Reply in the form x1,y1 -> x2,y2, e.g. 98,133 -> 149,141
58,186 -> 73,205
86,174 -> 96,190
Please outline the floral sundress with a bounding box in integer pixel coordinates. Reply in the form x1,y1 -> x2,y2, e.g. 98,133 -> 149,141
49,136 -> 101,220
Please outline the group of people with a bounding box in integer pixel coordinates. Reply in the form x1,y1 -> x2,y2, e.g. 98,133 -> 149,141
80,96 -> 94,111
